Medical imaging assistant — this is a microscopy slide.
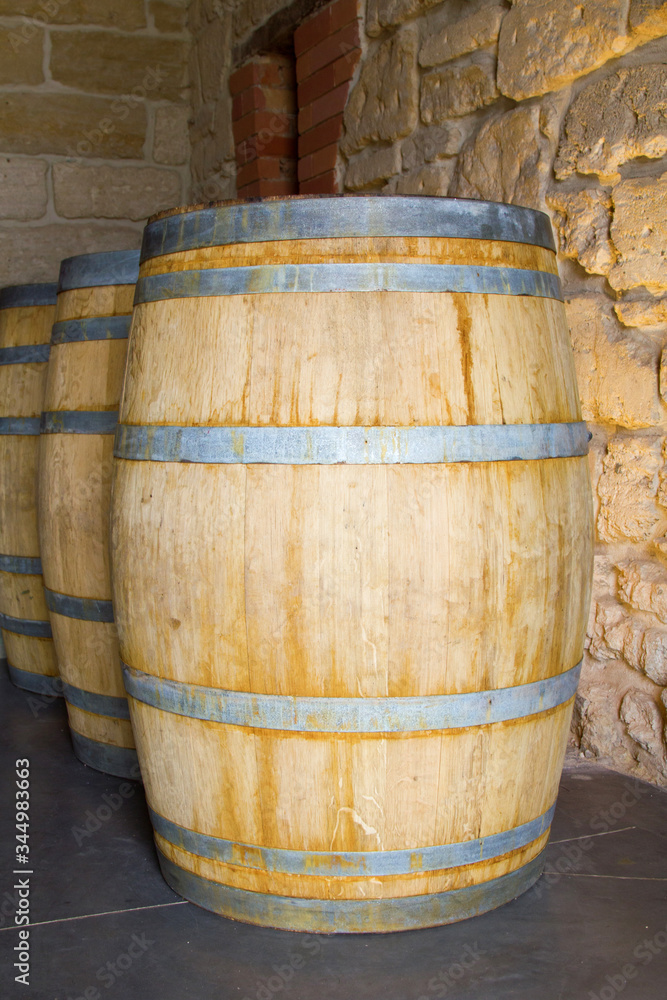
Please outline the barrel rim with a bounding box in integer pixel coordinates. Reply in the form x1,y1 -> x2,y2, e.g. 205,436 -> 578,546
141,196 -> 557,261
0,283 -> 58,310
58,249 -> 141,292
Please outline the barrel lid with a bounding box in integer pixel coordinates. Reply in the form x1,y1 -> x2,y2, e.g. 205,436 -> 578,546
58,249 -> 141,293
142,195 -> 556,261
0,282 -> 58,310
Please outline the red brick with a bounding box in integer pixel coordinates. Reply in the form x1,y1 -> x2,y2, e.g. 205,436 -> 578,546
230,57 -> 295,96
299,170 -> 338,194
232,110 -> 296,144
296,22 -> 360,83
297,51 -> 359,107
229,63 -> 259,96
237,156 -> 283,188
298,81 -> 348,133
298,114 -> 343,156
298,143 -> 338,182
236,134 -> 297,166
330,0 -> 360,34
238,178 -> 298,198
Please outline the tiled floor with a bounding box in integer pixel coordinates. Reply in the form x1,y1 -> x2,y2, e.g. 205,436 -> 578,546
1,666 -> 666,1000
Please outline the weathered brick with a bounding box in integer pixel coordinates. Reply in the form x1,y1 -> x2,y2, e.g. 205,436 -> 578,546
299,83 -> 349,133
53,164 -> 182,221
237,156 -> 282,188
0,223 -> 142,289
50,31 -> 188,100
294,0 -> 359,56
238,178 -> 297,197
299,143 -> 338,182
300,170 -> 338,194
232,110 -> 296,144
0,26 -> 44,86
299,114 -> 344,157
236,134 -> 297,166
153,105 -> 190,165
0,157 -> 48,221
297,50 -> 360,107
0,94 -> 147,159
151,1 -> 188,32
0,0 -> 147,29
297,22 -> 361,84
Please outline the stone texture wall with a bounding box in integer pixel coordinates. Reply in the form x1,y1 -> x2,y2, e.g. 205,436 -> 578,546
0,0 -> 191,287
338,0 -> 667,787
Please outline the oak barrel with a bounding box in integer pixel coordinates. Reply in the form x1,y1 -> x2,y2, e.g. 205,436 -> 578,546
111,196 -> 594,932
0,283 -> 60,695
39,251 -> 141,778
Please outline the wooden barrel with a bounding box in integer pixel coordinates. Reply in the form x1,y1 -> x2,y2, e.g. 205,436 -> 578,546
111,196 -> 594,932
39,250 -> 141,778
0,283 -> 60,695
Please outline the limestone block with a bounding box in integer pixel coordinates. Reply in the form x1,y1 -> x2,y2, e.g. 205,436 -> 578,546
0,27 -> 43,86
555,67 -> 667,183
0,94 -> 147,159
0,0 -> 146,28
0,158 -> 48,221
151,1 -> 189,32
420,60 -> 498,124
50,31 -> 188,101
401,125 -> 468,170
342,26 -> 419,155
392,161 -> 455,195
618,561 -> 667,622
153,105 -> 191,165
607,174 -> 667,294
345,145 -> 402,190
197,11 -> 233,103
629,0 -> 667,41
449,105 -> 549,210
419,1 -> 506,67
588,600 -> 667,685
620,689 -> 666,760
565,296 -> 662,429
0,223 -> 142,288
497,0 -> 630,102
547,188 -> 615,276
366,0 -> 442,37
616,298 -> 667,328
53,164 -> 182,222
597,437 -> 662,543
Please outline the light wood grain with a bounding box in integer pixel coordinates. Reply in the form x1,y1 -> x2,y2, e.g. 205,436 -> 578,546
0,300 -> 57,680
39,279 -> 133,754
112,223 -> 593,920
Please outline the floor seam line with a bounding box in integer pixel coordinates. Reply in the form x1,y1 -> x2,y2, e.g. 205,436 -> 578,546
0,899 -> 189,932
549,825 -> 637,845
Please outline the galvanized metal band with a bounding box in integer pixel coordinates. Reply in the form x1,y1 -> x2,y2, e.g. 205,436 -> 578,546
150,802 -> 555,878
69,730 -> 141,781
0,611 -> 52,638
45,588 -> 115,623
156,849 -> 545,932
115,421 -> 589,466
0,283 -> 58,310
40,410 -> 119,435
0,417 -> 40,436
58,249 -> 141,291
0,554 -> 42,575
0,344 -> 50,365
6,663 -> 62,697
62,682 -> 130,719
123,661 -> 581,733
134,263 -> 562,305
51,315 -> 132,344
142,198 -> 556,260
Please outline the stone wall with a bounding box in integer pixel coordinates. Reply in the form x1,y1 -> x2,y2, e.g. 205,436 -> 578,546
0,0 -> 191,287
338,0 -> 667,787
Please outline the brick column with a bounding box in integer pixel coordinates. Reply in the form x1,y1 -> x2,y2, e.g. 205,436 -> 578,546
294,0 -> 362,195
230,55 -> 298,199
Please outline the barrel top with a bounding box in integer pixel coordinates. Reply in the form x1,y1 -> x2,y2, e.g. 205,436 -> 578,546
142,195 -> 557,261
58,249 -> 141,292
0,282 -> 58,310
